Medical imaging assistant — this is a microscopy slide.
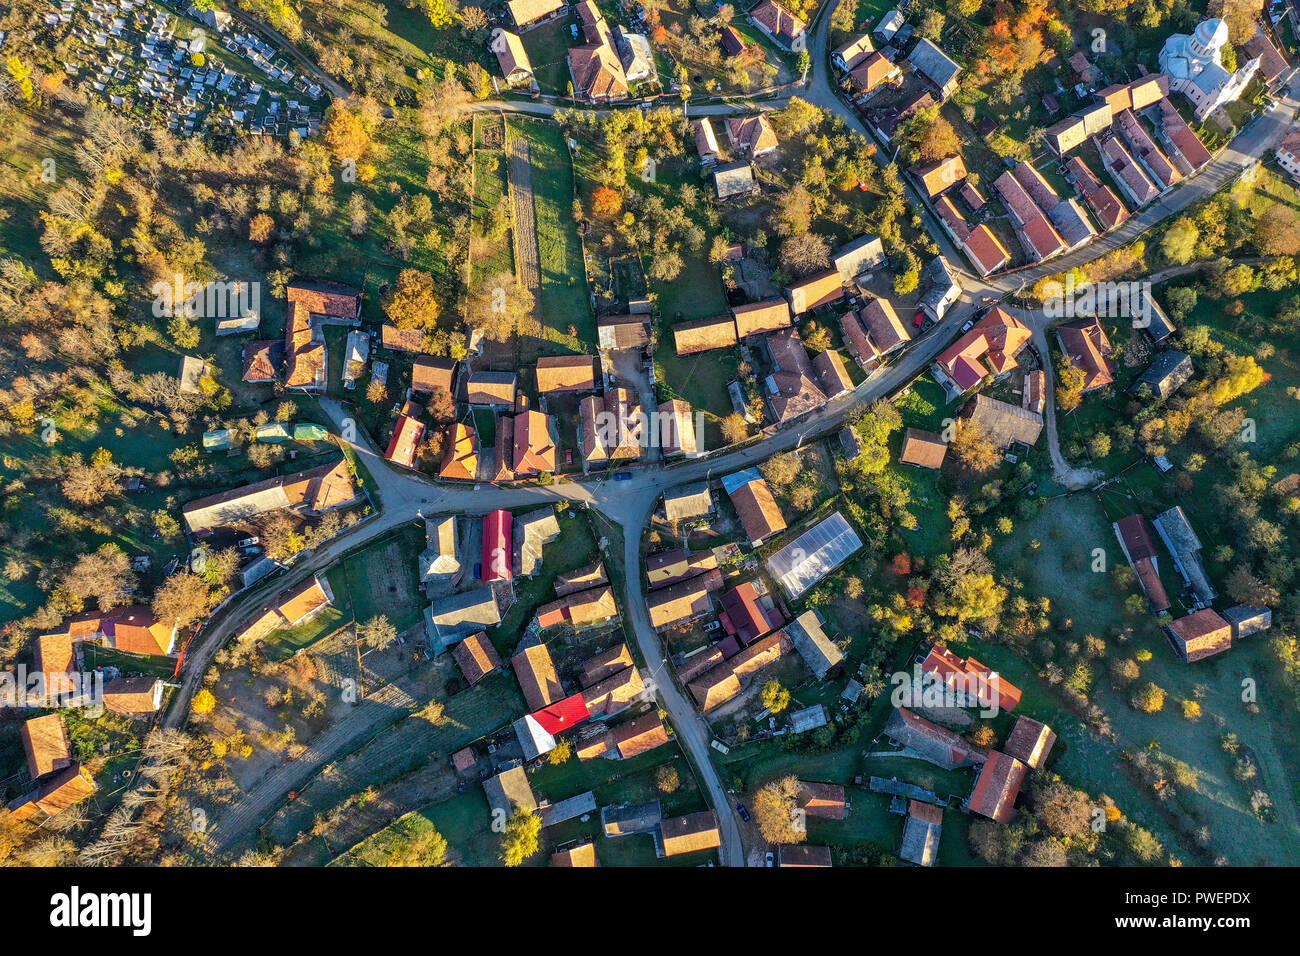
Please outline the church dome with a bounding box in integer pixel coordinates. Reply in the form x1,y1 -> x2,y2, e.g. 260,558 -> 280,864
1193,18 -> 1229,53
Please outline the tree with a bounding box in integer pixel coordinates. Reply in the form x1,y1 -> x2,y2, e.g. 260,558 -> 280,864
384,268 -> 441,330
1160,218 -> 1199,265
500,807 -> 542,866
1055,355 -> 1086,412
63,544 -> 136,611
779,233 -> 831,276
151,572 -> 212,629
951,420 -> 1000,473
760,680 -> 791,714
1033,779 -> 1092,839
720,413 -> 749,444
359,615 -> 397,650
592,185 -> 623,217
459,5 -> 488,31
802,320 -> 832,352
753,775 -> 805,845
933,547 -> 1007,624
422,0 -> 458,28
248,213 -> 275,244
547,738 -> 573,764
192,689 -> 217,715
760,452 -> 801,487
655,765 -> 680,793
1131,681 -> 1166,713
1253,204 -> 1300,256
391,826 -> 448,866
323,106 -> 371,163
912,112 -> 961,165
1225,565 -> 1280,607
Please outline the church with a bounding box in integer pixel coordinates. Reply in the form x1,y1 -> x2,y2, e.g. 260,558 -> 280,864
1159,18 -> 1259,120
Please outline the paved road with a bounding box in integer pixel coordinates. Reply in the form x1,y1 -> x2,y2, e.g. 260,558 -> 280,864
160,25 -> 1300,865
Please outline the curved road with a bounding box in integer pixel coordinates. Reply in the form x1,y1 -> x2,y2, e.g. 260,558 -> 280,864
164,14 -> 1300,866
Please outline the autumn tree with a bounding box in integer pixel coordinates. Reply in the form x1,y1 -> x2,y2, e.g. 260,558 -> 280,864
932,547 -> 1007,625
151,572 -> 213,629
192,689 -> 217,715
359,614 -> 397,650
500,807 -> 542,866
591,185 -> 623,218
1055,355 -> 1087,412
760,451 -> 801,487
63,544 -> 136,611
248,213 -> 275,244
760,680 -> 791,714
720,413 -> 749,444
459,5 -> 488,31
383,268 -> 441,330
753,775 -> 805,845
1032,779 -> 1093,839
779,232 -> 831,276
950,420 -> 1001,473
323,106 -> 372,164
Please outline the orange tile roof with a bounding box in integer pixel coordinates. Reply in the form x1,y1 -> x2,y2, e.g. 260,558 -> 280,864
536,355 -> 596,394
102,677 -> 162,714
969,751 -> 1026,823
900,428 -> 948,468
512,643 -> 564,712
732,298 -> 792,337
384,414 -> 425,469
20,714 -> 72,779
453,631 -> 503,684
439,422 -> 478,481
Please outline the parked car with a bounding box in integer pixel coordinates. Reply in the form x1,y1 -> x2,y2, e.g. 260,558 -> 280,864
913,312 -> 925,328
703,620 -> 722,633
565,449 -> 574,465
736,803 -> 751,822
613,471 -> 633,480
959,318 -> 975,333
765,851 -> 775,867
237,536 -> 259,547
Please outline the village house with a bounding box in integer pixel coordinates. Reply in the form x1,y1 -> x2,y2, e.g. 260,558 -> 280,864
660,811 -> 722,856
581,388 -> 646,463
283,280 -> 361,393
1113,514 -> 1172,613
662,481 -> 713,522
832,234 -> 887,282
102,676 -> 164,715
724,114 -> 779,157
848,50 -> 903,94
713,161 -> 756,200
536,355 -> 597,396
657,399 -> 700,457
182,458 -> 359,533
505,0 -> 565,31
1134,350 -> 1193,399
646,548 -> 720,589
919,645 -> 1023,712
1276,129 -> 1300,182
763,328 -> 828,424
20,714 -> 72,780
1004,716 -> 1057,769
42,604 -> 179,658
465,371 -> 517,408
1165,608 -> 1233,662
536,585 -> 618,630
833,34 -> 875,71
1056,316 -> 1116,390
884,707 -> 988,769
1153,505 -> 1216,607
969,751 -> 1026,822
695,118 -> 721,165
551,842 -> 598,866
899,428 -> 948,469
489,28 -> 534,87
718,580 -> 784,645
514,507 -> 561,577
908,38 -> 961,99
787,269 -> 846,315
784,610 -> 844,679
733,298 -> 792,338
426,589 -> 502,646
689,630 -> 791,710
453,631 -> 502,685
384,413 -> 425,470
721,469 -> 787,546
912,155 -> 967,198
963,394 -> 1044,449
899,800 -> 944,866
439,422 -> 479,481
6,765 -> 99,822
748,0 -> 806,51
420,516 -> 460,580
647,574 -> 719,630
673,314 -> 738,355
596,314 -> 651,351
236,575 -> 335,643
496,410 -> 558,479
934,307 -> 1032,395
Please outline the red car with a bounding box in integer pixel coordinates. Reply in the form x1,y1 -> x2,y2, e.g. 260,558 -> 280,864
913,312 -> 925,328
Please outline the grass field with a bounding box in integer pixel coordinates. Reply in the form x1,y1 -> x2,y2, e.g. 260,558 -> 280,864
471,116 -> 515,286
507,117 -> 595,353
